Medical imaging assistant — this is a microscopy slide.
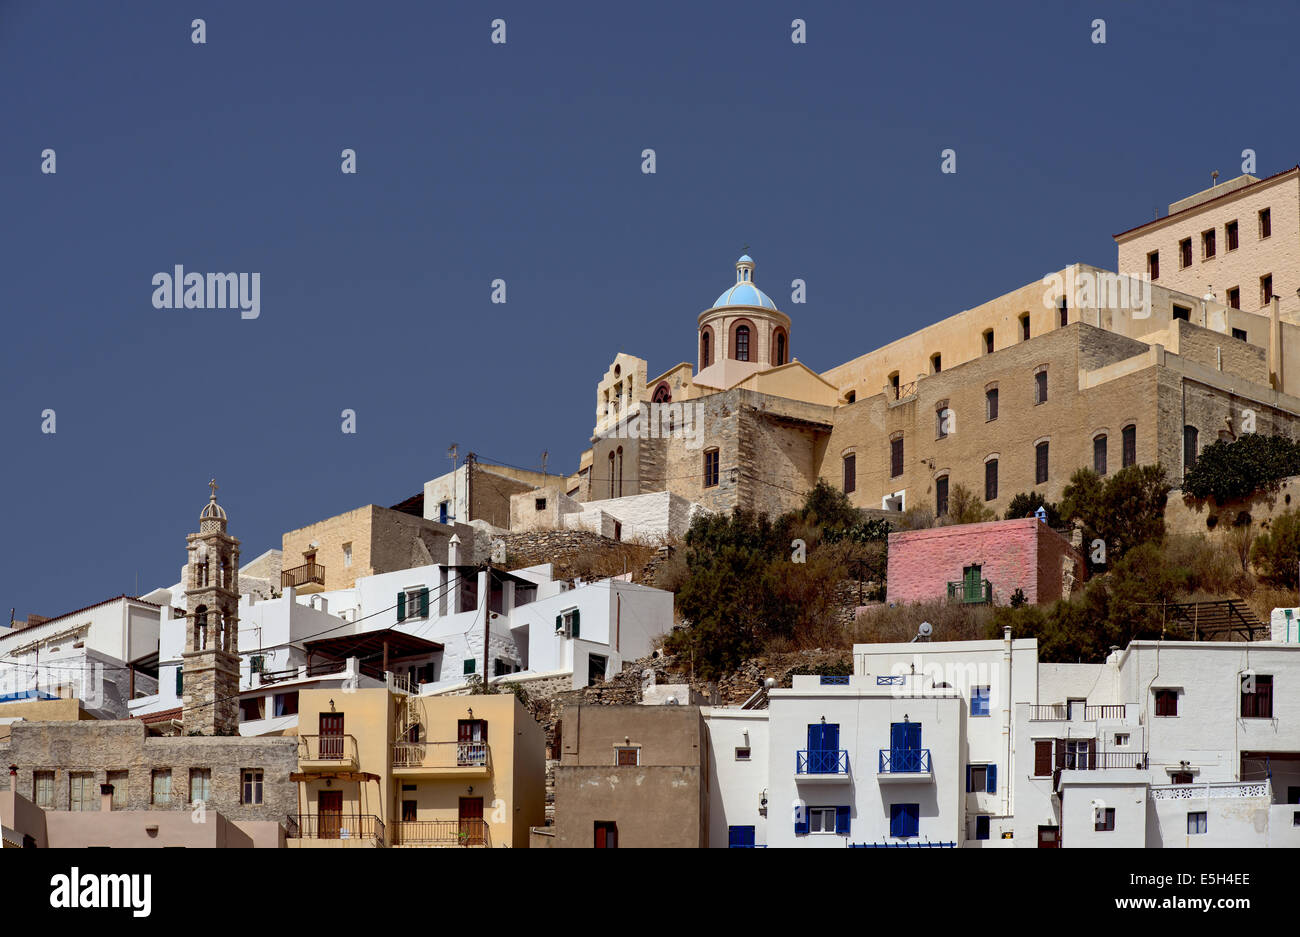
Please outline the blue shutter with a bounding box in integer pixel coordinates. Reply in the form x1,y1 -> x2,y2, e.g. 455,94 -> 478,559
889,804 -> 904,838
729,825 -> 755,848
795,810 -> 809,836
823,724 -> 839,752
175,666 -> 183,695
966,765 -> 974,792
890,722 -> 907,751
396,591 -> 407,622
904,803 -> 919,838
906,722 -> 922,749
808,724 -> 822,751
835,805 -> 851,835
987,764 -> 997,793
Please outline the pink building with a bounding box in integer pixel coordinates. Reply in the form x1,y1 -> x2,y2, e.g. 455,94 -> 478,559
886,517 -> 1084,607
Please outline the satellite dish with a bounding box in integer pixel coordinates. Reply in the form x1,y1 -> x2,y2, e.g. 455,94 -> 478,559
665,695 -> 679,706
918,621 -> 933,637
764,677 -> 777,689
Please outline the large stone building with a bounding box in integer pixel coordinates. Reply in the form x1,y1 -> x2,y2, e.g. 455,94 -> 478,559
568,168 -> 1300,522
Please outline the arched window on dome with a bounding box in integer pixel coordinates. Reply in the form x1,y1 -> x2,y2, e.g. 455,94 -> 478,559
773,328 -> 788,366
652,382 -> 672,403
701,329 -> 712,368
735,325 -> 751,362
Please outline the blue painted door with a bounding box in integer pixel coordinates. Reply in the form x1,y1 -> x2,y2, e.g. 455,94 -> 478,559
807,724 -> 841,772
728,825 -> 756,848
890,722 -> 922,772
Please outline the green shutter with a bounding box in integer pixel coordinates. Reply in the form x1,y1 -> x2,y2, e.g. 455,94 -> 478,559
396,591 -> 406,622
555,614 -> 563,633
571,608 -> 580,638
418,588 -> 429,618
175,666 -> 183,695
464,658 -> 476,675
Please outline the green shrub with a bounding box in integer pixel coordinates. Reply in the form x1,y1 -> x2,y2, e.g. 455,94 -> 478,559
1183,433 -> 1300,504
1251,509 -> 1300,588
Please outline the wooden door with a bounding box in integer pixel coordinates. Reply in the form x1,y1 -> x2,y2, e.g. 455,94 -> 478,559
1037,825 -> 1060,848
459,796 -> 484,846
319,713 -> 344,759
317,790 -> 343,840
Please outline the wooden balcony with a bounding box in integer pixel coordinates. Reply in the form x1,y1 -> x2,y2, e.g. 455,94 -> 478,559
392,741 -> 491,778
282,562 -> 325,593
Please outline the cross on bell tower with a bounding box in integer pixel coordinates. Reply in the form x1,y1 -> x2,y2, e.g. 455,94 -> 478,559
182,479 -> 241,735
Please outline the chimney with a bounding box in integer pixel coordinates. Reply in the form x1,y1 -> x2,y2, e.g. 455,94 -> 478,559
100,783 -> 114,812
448,534 -> 461,566
1270,293 -> 1285,390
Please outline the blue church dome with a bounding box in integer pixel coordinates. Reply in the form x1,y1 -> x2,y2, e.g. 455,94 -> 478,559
711,255 -> 778,310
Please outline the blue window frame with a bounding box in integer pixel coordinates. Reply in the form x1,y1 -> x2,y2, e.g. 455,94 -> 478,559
1187,811 -> 1207,835
971,686 -> 991,716
728,825 -> 756,848
975,815 -> 990,840
890,803 -> 920,839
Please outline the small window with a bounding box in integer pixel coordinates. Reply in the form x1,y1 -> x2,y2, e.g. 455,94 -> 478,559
735,324 -> 750,362
1034,370 -> 1047,405
239,696 -> 266,722
889,803 -> 919,839
1154,688 -> 1178,717
594,821 -> 619,848
1058,297 -> 1068,327
189,768 -> 211,804
986,388 -> 998,421
1262,274 -> 1274,307
1094,434 -> 1108,475
984,458 -> 998,502
33,771 -> 54,809
1183,425 -> 1199,472
844,390 -> 855,404
1231,327 -> 1247,342
970,686 -> 991,717
974,815 -> 990,840
1122,424 -> 1136,468
274,691 -> 299,717
1095,807 -> 1116,832
1172,304 -> 1190,321
1259,207 -> 1271,239
1241,674 -> 1273,718
1179,237 -> 1192,268
1202,228 -> 1216,260
703,449 -> 720,488
535,498 -> 547,511
935,476 -> 949,517
69,772 -> 96,812
1020,313 -> 1030,341
242,769 -> 264,805
1187,811 -> 1207,835
107,771 -> 128,809
1114,733 -> 1130,746
735,747 -> 751,761
982,329 -> 994,354
1225,220 -> 1239,251
1036,441 -> 1049,485
888,372 -> 900,399
615,747 -> 639,766
968,765 -> 988,791
936,406 -> 950,439
701,330 -> 711,368
1227,287 -> 1241,309
463,657 -> 476,675
931,353 -> 941,373
1147,250 -> 1160,281
890,437 -> 903,478
342,542 -> 352,568
809,806 -> 839,834
152,769 -> 172,806
843,453 -> 856,494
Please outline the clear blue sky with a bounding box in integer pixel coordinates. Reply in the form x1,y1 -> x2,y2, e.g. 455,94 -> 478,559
2,0 -> 1297,618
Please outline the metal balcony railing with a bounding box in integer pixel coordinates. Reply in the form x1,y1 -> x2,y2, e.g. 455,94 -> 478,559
392,740 -> 491,770
392,818 -> 490,847
299,733 -> 358,763
879,749 -> 932,773
1056,750 -> 1148,771
947,579 -> 992,604
796,749 -> 850,775
287,813 -> 384,845
281,562 -> 325,589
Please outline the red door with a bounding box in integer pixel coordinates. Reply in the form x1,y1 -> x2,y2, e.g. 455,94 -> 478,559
318,790 -> 343,839
1037,825 -> 1060,848
459,797 -> 484,846
320,713 -> 344,759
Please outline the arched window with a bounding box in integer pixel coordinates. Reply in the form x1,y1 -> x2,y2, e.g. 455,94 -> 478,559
608,452 -> 616,499
700,329 -> 712,368
735,325 -> 751,362
1093,434 -> 1108,475
1183,425 -> 1199,473
773,329 -> 788,366
652,382 -> 672,403
615,446 -> 624,499
195,606 -> 208,651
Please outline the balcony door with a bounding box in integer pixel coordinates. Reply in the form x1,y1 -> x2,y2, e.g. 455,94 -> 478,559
806,723 -> 840,773
459,796 -> 485,846
320,712 -> 345,759
962,565 -> 983,603
318,790 -> 343,840
458,719 -> 488,766
890,721 -> 923,772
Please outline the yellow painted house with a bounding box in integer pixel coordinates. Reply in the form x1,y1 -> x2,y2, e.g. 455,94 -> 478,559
288,686 -> 545,848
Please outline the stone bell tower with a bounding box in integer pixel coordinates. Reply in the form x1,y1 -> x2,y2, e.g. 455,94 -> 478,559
181,479 -> 241,736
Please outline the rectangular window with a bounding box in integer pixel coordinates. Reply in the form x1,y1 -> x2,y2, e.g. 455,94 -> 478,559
1241,674 -> 1273,718
1147,250 -> 1159,280
1155,688 -> 1178,717
239,696 -> 266,722
1262,274 -> 1274,307
152,769 -> 172,806
1227,287 -> 1241,309
1033,740 -> 1053,777
1058,297 -> 1068,328
975,815 -> 990,840
189,768 -> 211,804
1094,435 -> 1107,475
587,654 -> 607,687
1172,304 -> 1190,321
1225,220 -> 1239,251
1122,425 -> 1136,468
843,454 -> 856,494
1115,733 -> 1130,746
986,388 -> 998,421
935,476 -> 949,517
1020,314 -> 1030,341
615,747 -> 639,766
983,330 -> 994,354
463,658 -> 476,675
1179,237 -> 1192,268
1228,327 -> 1247,343
1187,811 -> 1207,835
342,542 -> 352,568
889,803 -> 919,839
1095,807 -> 1116,832
69,772 -> 96,812
968,765 -> 987,791
970,686 -> 991,717
1202,228 -> 1216,259
735,746 -> 751,761
594,821 -> 618,848
1036,441 -> 1049,485
1259,208 -> 1271,239
33,771 -> 54,809
1034,370 -> 1047,405
984,459 -> 998,502
274,691 -> 299,717
890,437 -> 903,478
703,449 -> 720,488
242,769 -> 264,805
931,354 -> 942,373
809,806 -> 838,833
107,771 -> 128,809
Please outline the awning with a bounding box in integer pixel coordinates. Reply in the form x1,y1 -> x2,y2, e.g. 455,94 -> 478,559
304,630 -> 443,661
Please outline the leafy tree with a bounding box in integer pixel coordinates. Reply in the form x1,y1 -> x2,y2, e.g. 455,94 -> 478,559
1004,491 -> 1062,527
1183,433 -> 1300,504
1061,464 -> 1170,565
798,479 -> 863,533
942,483 -> 996,525
1251,508 -> 1300,588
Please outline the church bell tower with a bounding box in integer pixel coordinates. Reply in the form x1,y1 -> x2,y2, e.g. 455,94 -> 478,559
181,479 -> 241,736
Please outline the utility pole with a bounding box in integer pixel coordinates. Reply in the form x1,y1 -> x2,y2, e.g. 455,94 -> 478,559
465,452 -> 476,524
541,450 -> 548,476
447,444 -> 458,521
